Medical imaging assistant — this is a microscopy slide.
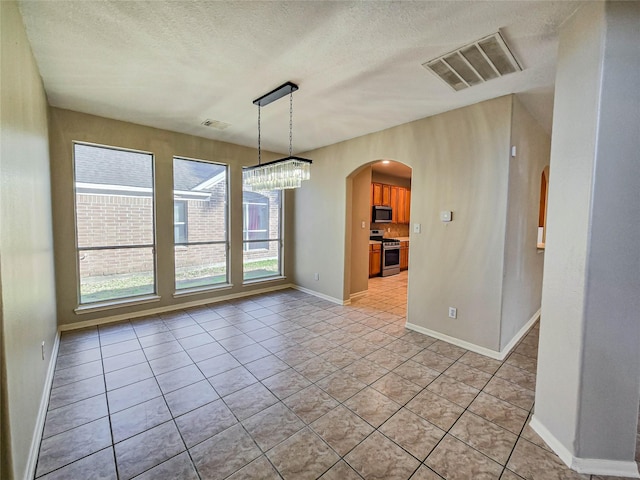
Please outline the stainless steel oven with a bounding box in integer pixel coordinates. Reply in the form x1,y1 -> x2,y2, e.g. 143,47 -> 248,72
370,229 -> 400,277
381,239 -> 400,276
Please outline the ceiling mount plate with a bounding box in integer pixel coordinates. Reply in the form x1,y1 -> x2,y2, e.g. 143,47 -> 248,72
253,82 -> 299,107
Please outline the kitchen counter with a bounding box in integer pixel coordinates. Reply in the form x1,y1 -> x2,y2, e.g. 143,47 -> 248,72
395,236 -> 410,242
369,240 -> 382,245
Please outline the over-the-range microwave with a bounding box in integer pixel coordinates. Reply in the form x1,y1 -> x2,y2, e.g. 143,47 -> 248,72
372,205 -> 392,223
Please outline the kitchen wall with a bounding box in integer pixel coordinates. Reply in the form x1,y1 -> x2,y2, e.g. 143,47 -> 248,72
499,97 -> 549,349
293,96 -> 515,351
1,2 -> 58,478
373,223 -> 410,239
371,171 -> 411,189
347,166 -> 372,296
49,108 -> 293,326
535,0 -> 640,472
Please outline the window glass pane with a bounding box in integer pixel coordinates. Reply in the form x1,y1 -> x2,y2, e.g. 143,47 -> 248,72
173,158 -> 227,243
174,201 -> 187,243
243,240 -> 281,281
175,244 -> 227,290
75,144 -> 154,248
78,247 -> 155,303
173,157 -> 228,290
74,143 -> 156,305
242,188 -> 281,280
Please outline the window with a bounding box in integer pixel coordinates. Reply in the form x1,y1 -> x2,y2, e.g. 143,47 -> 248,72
174,201 -> 187,243
242,188 -> 282,281
173,157 -> 228,290
243,195 -> 269,251
74,143 -> 156,304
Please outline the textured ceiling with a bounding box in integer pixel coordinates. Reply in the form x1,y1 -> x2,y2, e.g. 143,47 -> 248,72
18,1 -> 582,155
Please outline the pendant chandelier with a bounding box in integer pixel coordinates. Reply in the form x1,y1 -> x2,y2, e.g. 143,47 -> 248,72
243,82 -> 312,191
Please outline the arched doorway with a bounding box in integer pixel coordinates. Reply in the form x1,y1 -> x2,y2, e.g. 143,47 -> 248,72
345,159 -> 412,304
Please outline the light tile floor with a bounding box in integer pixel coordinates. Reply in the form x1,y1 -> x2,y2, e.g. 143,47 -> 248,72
34,272 -> 636,479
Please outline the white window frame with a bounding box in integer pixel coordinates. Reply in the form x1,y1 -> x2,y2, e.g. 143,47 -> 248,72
72,141 -> 157,307
241,189 -> 284,282
173,156 -> 230,292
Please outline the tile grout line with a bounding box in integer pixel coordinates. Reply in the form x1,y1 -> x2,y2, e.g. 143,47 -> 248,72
42,282 -> 545,480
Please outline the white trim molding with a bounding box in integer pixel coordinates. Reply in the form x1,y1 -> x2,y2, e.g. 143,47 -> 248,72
530,416 -> 640,478
499,308 -> 541,357
291,285 -> 349,305
405,308 -> 541,361
405,322 -> 504,360
25,331 -> 60,480
349,290 -> 368,301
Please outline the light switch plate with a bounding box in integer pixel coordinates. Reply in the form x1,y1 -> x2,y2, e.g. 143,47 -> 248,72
413,223 -> 421,233
440,211 -> 452,222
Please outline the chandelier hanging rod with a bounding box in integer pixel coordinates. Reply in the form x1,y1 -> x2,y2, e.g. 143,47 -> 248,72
243,81 -> 312,191
244,155 -> 312,171
253,82 -> 299,107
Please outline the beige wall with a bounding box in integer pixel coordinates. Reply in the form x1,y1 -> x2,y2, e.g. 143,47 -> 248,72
500,97 -> 549,349
1,2 -> 58,479
49,108 -> 292,326
535,0 -> 640,471
294,95 -> 549,353
293,96 -> 515,351
535,0 -> 606,455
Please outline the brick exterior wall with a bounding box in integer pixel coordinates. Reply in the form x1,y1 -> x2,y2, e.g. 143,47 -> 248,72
77,186 -> 281,279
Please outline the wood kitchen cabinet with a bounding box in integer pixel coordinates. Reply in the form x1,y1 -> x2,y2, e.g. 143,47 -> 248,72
400,241 -> 409,270
390,186 -> 398,222
370,181 -> 410,224
382,184 -> 390,206
371,183 -> 383,206
369,243 -> 381,277
397,187 -> 406,223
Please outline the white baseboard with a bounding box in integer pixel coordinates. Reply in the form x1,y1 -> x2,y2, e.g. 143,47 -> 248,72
60,283 -> 296,331
290,285 -> 348,305
405,322 -> 505,360
25,331 -> 60,480
499,308 -> 541,357
530,415 -> 640,478
349,290 -> 368,301
405,308 -> 540,361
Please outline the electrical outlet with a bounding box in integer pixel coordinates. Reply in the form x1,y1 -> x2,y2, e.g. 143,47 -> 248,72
448,307 -> 457,319
314,273 -> 320,281
41,341 -> 45,360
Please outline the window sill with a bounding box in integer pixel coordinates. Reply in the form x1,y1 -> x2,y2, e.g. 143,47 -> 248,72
243,275 -> 287,286
75,295 -> 161,314
173,283 -> 234,298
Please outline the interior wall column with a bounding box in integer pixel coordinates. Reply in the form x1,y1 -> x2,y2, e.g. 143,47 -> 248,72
533,1 -> 640,476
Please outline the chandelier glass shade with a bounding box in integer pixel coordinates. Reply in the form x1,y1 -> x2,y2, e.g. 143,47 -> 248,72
243,82 -> 312,191
243,156 -> 311,191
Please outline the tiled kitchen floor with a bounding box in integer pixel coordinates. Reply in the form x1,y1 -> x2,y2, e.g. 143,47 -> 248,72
35,272 -> 634,479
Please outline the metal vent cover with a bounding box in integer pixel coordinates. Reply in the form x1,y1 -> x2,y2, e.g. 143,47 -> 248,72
423,32 -> 522,91
201,119 -> 231,130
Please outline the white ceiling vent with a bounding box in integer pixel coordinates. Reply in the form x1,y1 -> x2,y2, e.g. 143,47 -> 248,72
201,119 -> 231,130
423,32 -> 522,91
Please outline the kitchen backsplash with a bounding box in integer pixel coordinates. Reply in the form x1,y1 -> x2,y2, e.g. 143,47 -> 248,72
372,223 -> 410,238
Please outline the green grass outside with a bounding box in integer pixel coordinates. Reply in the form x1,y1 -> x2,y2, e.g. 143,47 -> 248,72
80,258 -> 279,304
